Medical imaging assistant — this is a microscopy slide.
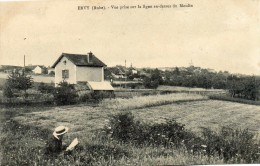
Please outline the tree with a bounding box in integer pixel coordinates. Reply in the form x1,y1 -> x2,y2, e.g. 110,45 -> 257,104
242,76 -> 259,100
53,81 -> 78,105
172,67 -> 180,76
143,77 -> 159,89
5,72 -> 33,95
151,68 -> 163,85
227,75 -> 260,100
142,68 -> 163,89
3,84 -> 13,99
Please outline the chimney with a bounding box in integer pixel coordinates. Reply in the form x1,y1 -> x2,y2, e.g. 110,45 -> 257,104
87,51 -> 92,63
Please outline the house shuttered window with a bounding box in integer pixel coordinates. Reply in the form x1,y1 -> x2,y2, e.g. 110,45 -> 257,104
62,70 -> 69,79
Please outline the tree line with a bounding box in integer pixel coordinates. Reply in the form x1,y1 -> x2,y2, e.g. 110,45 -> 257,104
2,67 -> 260,102
143,66 -> 260,101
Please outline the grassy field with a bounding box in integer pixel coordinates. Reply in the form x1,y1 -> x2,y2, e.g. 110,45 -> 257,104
2,93 -> 260,165
132,100 -> 260,136
14,98 -> 260,139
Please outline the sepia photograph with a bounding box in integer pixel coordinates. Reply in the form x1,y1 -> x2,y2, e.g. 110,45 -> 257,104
0,0 -> 260,165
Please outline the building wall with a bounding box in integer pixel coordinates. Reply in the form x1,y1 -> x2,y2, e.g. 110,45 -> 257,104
76,66 -> 104,82
33,66 -> 42,74
55,57 -> 77,85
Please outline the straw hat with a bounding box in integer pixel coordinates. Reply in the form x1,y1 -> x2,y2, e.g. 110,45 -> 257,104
53,126 -> 69,139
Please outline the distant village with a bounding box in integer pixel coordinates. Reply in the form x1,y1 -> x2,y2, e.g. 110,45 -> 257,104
0,63 -> 217,85
1,51 -> 256,92
0,62 -> 217,82
0,52 -> 259,101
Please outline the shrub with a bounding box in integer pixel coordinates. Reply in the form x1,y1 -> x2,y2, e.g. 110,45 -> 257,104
78,93 -> 92,102
105,112 -> 197,147
104,112 -> 260,163
3,84 -> 13,98
38,82 -> 55,94
201,127 -> 260,163
90,91 -> 114,101
106,112 -> 137,143
53,82 -> 78,105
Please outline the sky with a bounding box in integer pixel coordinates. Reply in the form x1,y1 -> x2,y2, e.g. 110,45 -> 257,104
0,0 -> 260,75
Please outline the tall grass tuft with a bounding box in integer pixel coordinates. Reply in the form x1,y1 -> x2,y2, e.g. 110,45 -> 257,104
100,93 -> 208,110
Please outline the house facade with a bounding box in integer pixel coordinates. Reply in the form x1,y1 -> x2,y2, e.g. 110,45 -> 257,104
52,52 -> 106,85
32,66 -> 45,74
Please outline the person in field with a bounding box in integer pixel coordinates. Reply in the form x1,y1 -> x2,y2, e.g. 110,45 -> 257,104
45,126 -> 77,155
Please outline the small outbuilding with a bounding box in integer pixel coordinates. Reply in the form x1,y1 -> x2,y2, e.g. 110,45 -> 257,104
51,52 -> 114,91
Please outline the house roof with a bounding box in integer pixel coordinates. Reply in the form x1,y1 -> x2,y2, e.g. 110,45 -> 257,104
87,81 -> 114,91
107,67 -> 126,75
51,52 -> 106,68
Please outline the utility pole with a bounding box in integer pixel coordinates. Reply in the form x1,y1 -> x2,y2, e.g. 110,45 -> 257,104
125,60 -> 127,88
23,55 -> 26,75
23,37 -> 26,76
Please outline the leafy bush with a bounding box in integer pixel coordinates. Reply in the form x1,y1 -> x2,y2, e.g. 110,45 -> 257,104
105,112 -> 197,148
38,82 -> 55,94
201,127 -> 260,163
104,112 -> 260,163
106,112 -> 137,143
53,82 -> 78,105
90,91 -> 115,101
78,93 -> 92,102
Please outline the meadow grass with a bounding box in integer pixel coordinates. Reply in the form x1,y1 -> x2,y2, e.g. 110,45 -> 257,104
1,107 -> 225,165
99,93 -> 208,110
131,100 -> 260,136
1,113 -> 226,166
2,93 -> 260,165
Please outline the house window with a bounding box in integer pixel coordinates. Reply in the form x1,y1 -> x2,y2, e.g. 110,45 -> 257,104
62,70 -> 69,79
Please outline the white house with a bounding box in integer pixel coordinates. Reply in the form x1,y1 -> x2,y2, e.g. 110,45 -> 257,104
51,52 -> 113,91
32,65 -> 46,74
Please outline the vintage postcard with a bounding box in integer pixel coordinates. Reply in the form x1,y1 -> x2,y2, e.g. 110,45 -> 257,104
0,0 -> 260,165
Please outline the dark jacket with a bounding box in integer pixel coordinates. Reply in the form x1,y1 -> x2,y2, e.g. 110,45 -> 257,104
45,135 -> 65,155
